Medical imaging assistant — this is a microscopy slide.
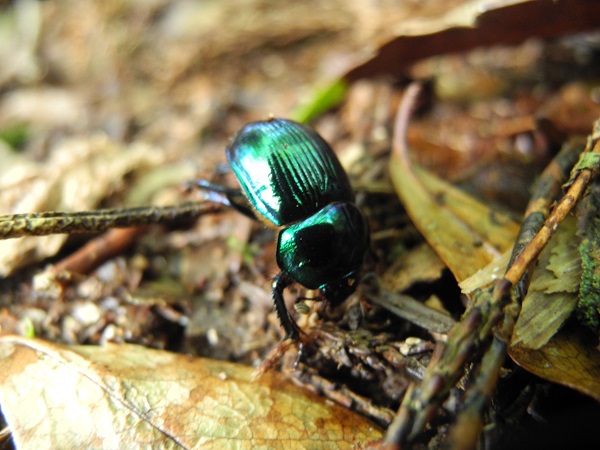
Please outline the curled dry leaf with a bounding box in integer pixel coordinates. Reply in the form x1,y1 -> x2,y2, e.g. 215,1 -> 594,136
344,0 -> 600,81
0,336 -> 383,449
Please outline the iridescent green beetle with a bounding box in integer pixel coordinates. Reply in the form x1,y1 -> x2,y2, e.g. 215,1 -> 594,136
198,118 -> 370,341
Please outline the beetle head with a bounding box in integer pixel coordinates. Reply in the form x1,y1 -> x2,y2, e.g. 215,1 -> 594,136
321,272 -> 359,306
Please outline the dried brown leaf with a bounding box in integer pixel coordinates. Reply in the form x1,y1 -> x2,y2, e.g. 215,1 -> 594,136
509,327 -> 600,402
0,336 -> 383,449
381,242 -> 447,293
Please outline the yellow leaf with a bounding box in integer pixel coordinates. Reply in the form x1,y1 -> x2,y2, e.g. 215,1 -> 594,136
389,156 -> 519,283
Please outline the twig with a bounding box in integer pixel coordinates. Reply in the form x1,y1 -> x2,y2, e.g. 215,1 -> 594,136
50,227 -> 145,275
0,202 -> 221,239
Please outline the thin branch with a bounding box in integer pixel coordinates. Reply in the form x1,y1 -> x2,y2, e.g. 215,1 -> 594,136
0,202 -> 221,239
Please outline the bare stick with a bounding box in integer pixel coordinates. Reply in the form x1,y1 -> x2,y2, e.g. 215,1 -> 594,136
0,202 -> 221,239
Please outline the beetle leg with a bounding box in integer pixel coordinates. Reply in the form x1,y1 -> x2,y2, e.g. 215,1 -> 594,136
188,180 -> 258,221
272,272 -> 301,341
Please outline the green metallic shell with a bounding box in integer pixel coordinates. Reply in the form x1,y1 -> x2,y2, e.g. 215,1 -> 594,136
226,118 -> 353,227
276,202 -> 369,290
